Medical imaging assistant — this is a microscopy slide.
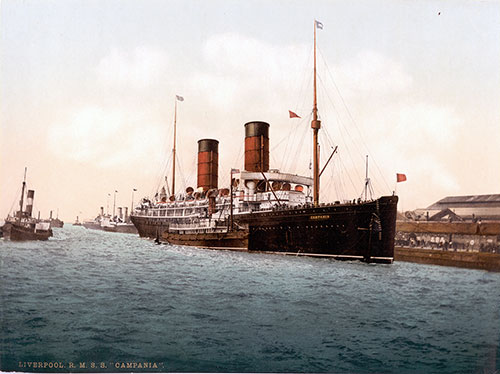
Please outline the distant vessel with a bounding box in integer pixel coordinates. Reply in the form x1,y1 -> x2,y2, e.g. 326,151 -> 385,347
3,168 -> 53,241
50,218 -> 64,228
73,216 -> 82,226
82,207 -> 106,230
41,210 -> 64,228
48,210 -> 64,228
84,206 -> 138,234
131,21 -> 398,263
104,206 -> 138,234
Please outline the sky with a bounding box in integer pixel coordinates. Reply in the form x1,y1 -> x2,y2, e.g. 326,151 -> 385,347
1,0 -> 499,222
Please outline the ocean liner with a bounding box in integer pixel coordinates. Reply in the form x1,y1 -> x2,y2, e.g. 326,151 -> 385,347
131,21 -> 398,263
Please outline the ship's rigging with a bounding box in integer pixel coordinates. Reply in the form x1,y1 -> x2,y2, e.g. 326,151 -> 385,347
264,23 -> 394,204
149,21 -> 392,206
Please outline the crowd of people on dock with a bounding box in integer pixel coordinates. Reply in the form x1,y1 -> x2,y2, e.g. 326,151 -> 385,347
395,231 -> 499,253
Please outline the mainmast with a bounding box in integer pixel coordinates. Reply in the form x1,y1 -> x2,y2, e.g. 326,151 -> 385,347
172,98 -> 177,198
311,20 -> 322,207
364,155 -> 369,200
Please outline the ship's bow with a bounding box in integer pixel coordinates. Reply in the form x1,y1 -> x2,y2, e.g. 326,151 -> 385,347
371,195 -> 398,262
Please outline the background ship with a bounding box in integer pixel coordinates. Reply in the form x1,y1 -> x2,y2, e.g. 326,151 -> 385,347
42,210 -> 64,228
82,207 -> 107,230
73,216 -> 82,226
48,210 -> 64,228
2,168 -> 53,241
84,206 -> 138,234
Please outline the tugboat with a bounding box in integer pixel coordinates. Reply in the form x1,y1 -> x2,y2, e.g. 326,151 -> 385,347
3,168 -> 53,241
131,21 -> 398,263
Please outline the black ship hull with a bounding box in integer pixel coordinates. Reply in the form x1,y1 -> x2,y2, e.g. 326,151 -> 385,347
237,195 -> 398,263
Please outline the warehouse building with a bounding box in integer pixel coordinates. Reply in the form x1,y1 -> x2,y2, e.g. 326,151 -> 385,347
413,194 -> 500,221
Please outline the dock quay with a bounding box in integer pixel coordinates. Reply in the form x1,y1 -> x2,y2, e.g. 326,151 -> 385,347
395,220 -> 500,271
395,246 -> 500,272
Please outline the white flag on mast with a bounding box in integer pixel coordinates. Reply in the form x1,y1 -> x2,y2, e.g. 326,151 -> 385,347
315,20 -> 323,29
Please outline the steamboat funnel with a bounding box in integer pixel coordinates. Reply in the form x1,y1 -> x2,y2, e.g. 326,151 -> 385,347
244,121 -> 269,172
197,139 -> 219,192
25,190 -> 35,217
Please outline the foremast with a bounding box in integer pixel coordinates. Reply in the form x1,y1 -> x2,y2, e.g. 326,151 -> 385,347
18,167 -> 27,222
312,20 -> 322,207
170,95 -> 184,199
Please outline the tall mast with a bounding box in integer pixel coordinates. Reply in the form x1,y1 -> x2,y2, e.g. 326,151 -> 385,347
172,98 -> 177,197
311,20 -> 322,207
364,155 -> 369,201
18,167 -> 27,222
363,155 -> 373,201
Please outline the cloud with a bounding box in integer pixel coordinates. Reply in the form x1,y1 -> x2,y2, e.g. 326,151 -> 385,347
384,102 -> 460,154
47,106 -> 164,171
203,33 -> 307,77
358,102 -> 463,206
96,46 -> 170,89
334,50 -> 414,98
189,33 -> 308,112
45,45 -> 175,173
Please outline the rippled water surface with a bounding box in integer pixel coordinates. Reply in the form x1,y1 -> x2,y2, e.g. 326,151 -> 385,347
1,226 -> 499,373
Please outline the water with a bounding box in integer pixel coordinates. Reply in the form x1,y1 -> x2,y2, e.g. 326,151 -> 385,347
1,226 -> 499,373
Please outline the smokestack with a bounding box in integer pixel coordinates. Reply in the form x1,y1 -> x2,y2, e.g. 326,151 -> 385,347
118,207 -> 123,220
197,139 -> 219,192
25,190 -> 35,217
100,206 -> 104,216
50,210 -> 53,220
124,207 -> 128,222
244,121 -> 269,172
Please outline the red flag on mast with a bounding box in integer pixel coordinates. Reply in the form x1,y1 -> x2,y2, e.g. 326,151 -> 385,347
396,173 -> 407,183
289,110 -> 301,118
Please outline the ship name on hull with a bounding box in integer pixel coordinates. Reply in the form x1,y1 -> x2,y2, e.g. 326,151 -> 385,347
309,215 -> 330,220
